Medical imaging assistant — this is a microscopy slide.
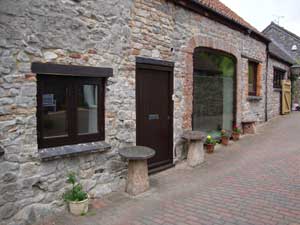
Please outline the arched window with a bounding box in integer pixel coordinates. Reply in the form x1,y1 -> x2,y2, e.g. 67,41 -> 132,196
193,48 -> 236,136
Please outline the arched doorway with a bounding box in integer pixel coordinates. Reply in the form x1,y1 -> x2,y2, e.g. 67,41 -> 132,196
192,47 -> 236,136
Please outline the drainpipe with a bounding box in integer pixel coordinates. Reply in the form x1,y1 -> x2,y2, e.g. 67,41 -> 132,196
265,45 -> 269,122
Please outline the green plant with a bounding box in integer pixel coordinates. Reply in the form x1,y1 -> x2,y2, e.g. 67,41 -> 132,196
63,172 -> 88,202
205,135 -> 216,145
221,129 -> 230,137
233,125 -> 241,134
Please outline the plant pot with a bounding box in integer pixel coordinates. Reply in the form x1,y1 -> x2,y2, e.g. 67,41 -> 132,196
221,136 -> 229,145
232,132 -> 240,141
68,197 -> 89,216
206,144 -> 215,154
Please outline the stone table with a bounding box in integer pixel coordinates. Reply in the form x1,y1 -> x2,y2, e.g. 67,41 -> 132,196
182,131 -> 206,167
119,146 -> 155,196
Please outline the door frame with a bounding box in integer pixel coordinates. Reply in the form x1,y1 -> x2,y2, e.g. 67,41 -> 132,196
136,57 -> 174,172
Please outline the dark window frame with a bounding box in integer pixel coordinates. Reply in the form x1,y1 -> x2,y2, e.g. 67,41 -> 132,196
37,75 -> 105,149
273,67 -> 286,89
248,61 -> 258,96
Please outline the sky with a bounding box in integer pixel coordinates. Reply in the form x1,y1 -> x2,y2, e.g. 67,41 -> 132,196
220,0 -> 300,36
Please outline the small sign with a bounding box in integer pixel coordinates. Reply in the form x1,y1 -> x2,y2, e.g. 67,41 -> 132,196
148,114 -> 159,120
43,94 -> 55,107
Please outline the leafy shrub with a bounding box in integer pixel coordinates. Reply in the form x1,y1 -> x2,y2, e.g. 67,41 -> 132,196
63,172 -> 88,202
233,125 -> 241,134
205,135 -> 216,145
221,129 -> 230,137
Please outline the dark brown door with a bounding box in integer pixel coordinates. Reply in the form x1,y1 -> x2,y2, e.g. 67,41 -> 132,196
136,65 -> 173,171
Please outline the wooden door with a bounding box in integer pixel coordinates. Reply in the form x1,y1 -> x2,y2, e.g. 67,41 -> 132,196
281,80 -> 291,114
136,64 -> 173,171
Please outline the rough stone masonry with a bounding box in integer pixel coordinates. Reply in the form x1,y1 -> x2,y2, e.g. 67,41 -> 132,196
0,0 -> 283,224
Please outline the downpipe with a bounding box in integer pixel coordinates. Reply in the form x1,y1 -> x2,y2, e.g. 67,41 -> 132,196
265,46 -> 269,122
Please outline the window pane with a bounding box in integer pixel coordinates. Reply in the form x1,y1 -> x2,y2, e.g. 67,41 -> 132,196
274,69 -> 285,88
42,85 -> 68,138
78,84 -> 98,135
193,48 -> 235,133
248,63 -> 254,93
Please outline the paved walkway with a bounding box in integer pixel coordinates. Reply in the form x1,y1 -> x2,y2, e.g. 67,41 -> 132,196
39,113 -> 300,225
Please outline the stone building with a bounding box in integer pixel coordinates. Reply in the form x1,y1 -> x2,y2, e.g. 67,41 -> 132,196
263,22 -> 300,106
266,41 -> 294,119
263,22 -> 300,63
0,0 -> 293,224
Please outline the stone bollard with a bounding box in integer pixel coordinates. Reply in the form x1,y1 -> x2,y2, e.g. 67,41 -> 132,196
182,131 -> 206,167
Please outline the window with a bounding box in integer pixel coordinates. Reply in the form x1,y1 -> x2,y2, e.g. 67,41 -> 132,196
273,68 -> 286,89
33,63 -> 113,149
248,61 -> 258,96
193,47 -> 236,133
37,75 -> 105,148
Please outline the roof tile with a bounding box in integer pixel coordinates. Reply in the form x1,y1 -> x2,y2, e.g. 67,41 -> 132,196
197,0 -> 258,31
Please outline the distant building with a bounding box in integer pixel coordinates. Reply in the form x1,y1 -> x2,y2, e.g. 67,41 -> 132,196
263,22 -> 300,63
263,22 -> 300,105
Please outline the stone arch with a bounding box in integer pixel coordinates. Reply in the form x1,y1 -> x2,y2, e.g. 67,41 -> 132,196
181,35 -> 241,130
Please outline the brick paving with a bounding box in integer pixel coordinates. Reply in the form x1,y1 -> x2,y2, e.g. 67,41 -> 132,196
37,113 -> 300,225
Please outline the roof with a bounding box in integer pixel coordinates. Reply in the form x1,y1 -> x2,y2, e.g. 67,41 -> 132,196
268,39 -> 296,65
263,22 -> 300,64
263,22 -> 300,42
170,0 -> 269,43
197,0 -> 258,32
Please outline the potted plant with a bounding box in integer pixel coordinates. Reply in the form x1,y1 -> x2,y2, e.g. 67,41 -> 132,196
63,172 -> 89,216
205,135 -> 216,153
232,125 -> 241,141
221,129 -> 230,146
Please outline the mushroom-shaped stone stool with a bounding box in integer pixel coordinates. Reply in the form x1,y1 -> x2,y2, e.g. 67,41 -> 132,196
119,146 -> 155,196
182,131 -> 206,167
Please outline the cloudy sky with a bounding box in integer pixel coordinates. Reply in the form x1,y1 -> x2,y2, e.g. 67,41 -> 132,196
220,0 -> 300,36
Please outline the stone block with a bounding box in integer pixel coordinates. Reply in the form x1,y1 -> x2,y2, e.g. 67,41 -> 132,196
242,122 -> 256,134
126,159 -> 149,196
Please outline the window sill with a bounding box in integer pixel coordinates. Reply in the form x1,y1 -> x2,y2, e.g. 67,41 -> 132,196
247,96 -> 263,102
273,88 -> 282,92
39,141 -> 111,161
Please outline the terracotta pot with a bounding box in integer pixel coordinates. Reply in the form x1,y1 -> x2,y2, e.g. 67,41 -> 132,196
232,132 -> 240,141
206,144 -> 215,153
68,197 -> 89,216
221,136 -> 229,145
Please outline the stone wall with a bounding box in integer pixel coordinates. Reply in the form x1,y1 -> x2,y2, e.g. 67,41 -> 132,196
130,0 -> 267,155
0,0 -> 269,224
0,0 -> 134,224
240,57 -> 266,123
267,58 -> 290,119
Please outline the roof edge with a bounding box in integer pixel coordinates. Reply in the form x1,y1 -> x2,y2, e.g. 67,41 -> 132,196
263,22 -> 300,42
168,0 -> 270,44
269,52 -> 294,66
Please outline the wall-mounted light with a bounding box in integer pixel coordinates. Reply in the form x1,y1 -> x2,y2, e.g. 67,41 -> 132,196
292,44 -> 298,51
291,64 -> 300,76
